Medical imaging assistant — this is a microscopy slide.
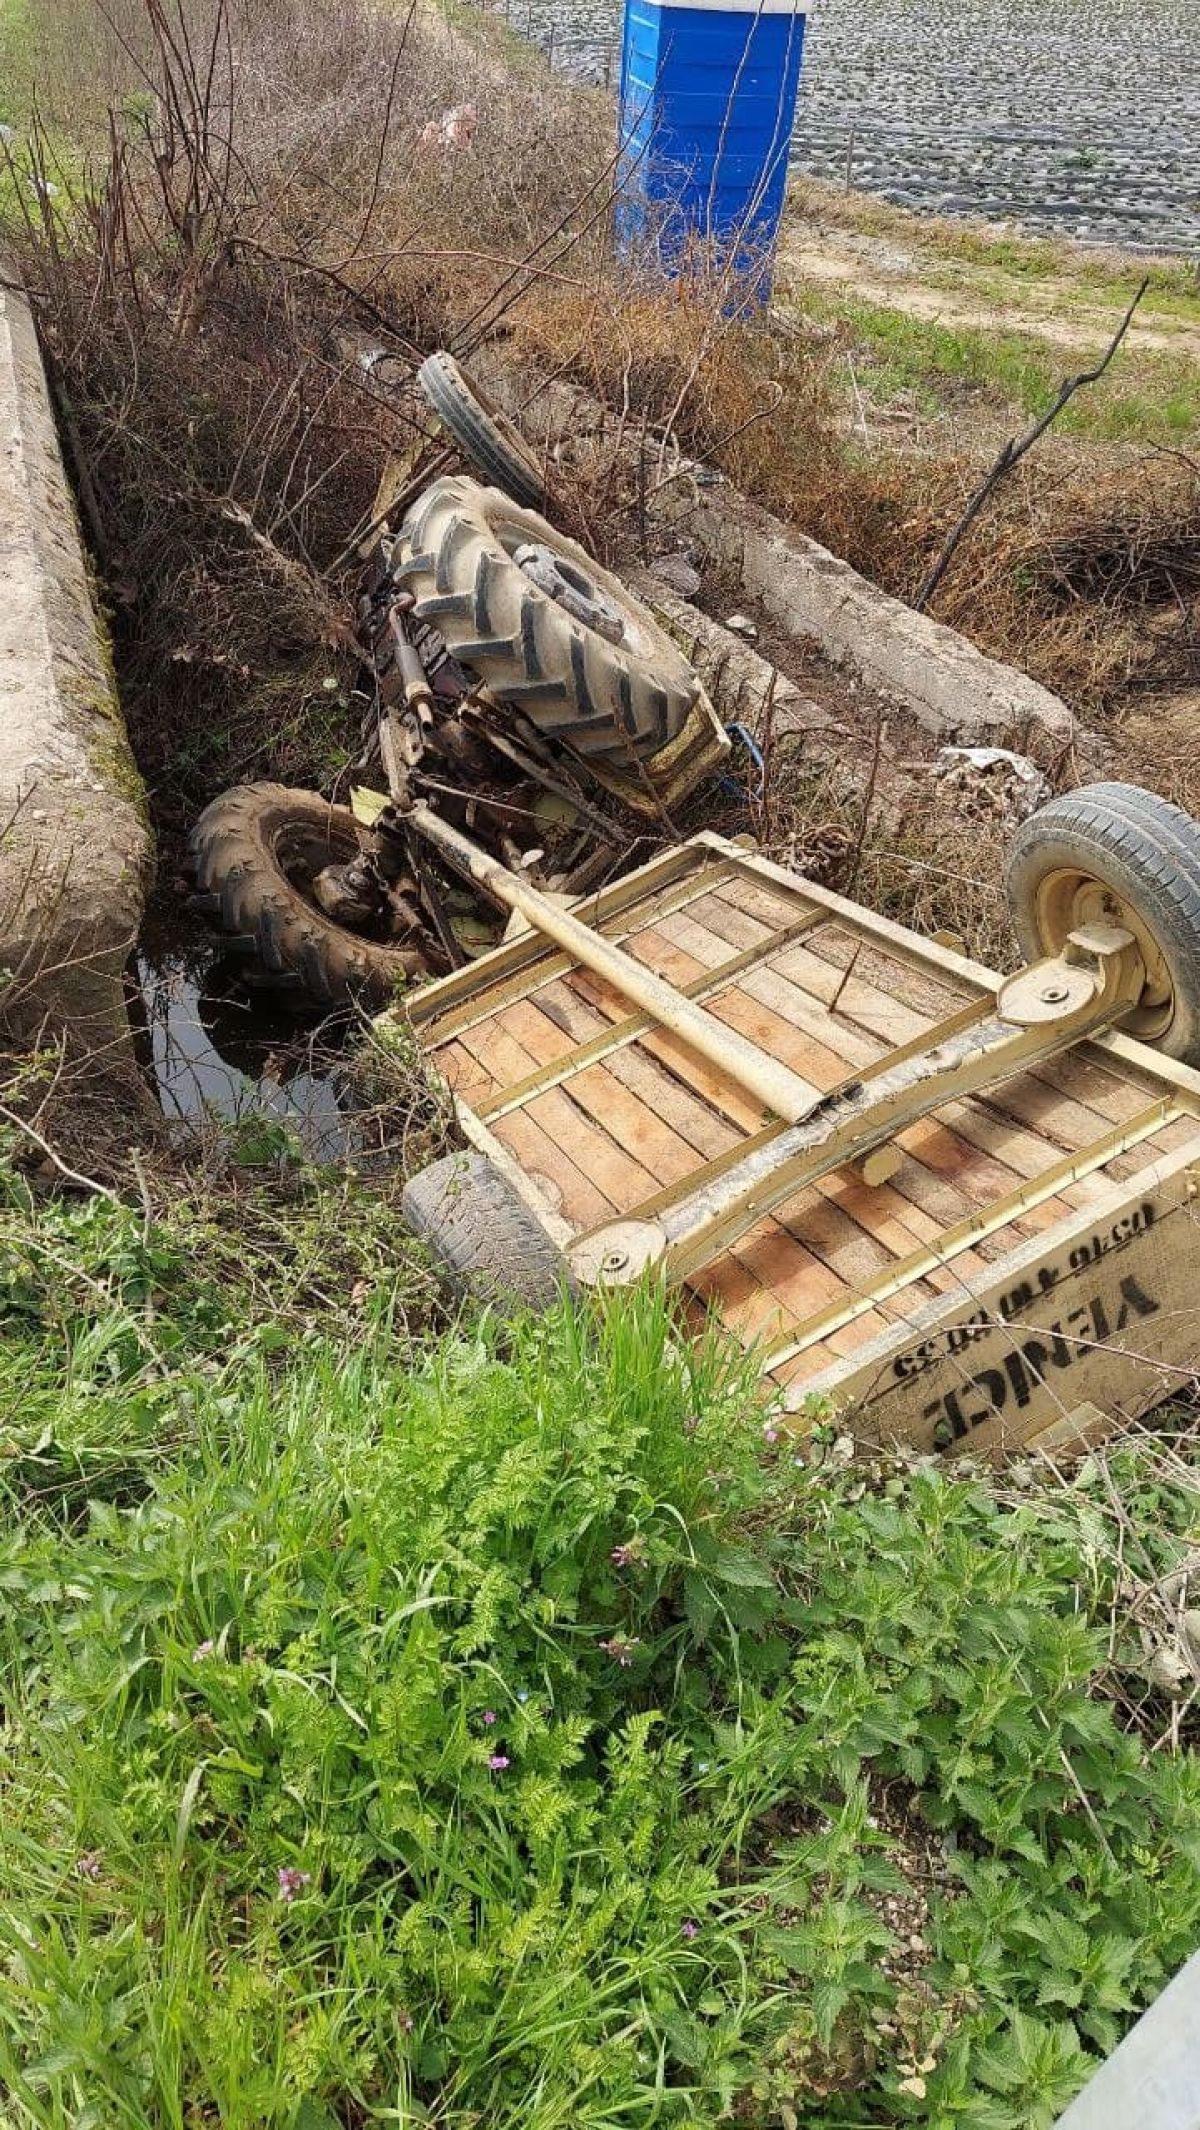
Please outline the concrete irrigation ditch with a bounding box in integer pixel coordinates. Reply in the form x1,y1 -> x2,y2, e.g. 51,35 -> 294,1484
0,262 -> 151,1053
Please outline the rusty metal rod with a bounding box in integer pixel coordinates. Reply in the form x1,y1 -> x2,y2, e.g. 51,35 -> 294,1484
405,803 -> 823,1123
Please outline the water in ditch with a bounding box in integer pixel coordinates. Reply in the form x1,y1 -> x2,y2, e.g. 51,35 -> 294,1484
130,926 -> 359,1165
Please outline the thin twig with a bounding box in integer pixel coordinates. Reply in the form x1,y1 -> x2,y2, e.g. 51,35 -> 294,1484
0,1100 -> 120,1203
914,278 -> 1150,612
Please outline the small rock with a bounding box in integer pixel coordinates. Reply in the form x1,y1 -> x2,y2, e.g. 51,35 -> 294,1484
725,612 -> 759,642
649,552 -> 701,600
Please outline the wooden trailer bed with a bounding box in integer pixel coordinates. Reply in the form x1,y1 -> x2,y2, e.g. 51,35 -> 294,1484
404,831 -> 1200,1455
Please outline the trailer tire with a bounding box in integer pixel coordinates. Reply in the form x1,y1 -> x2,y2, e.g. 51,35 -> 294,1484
394,476 -> 700,767
1006,784 -> 1200,1063
417,351 -> 545,510
189,783 -> 427,1011
402,1149 -> 573,1312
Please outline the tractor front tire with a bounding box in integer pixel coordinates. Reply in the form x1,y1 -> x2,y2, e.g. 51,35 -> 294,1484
189,783 -> 427,1011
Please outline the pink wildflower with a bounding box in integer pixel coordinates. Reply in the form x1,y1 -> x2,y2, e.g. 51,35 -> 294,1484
488,1754 -> 510,1772
599,1635 -> 640,1667
681,1919 -> 699,1939
277,1866 -> 311,1901
75,1851 -> 103,1881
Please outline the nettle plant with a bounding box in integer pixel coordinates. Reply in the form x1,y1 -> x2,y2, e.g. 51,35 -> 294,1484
0,1258 -> 1197,2129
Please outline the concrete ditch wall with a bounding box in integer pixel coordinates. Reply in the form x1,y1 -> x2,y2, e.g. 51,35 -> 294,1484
0,264 -> 151,1052
671,485 -> 1075,750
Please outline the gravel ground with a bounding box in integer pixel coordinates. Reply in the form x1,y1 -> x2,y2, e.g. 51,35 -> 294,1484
505,0 -> 1200,252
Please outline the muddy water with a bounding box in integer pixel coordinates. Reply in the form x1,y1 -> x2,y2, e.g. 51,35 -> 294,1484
131,941 -> 358,1163
524,0 -> 1200,251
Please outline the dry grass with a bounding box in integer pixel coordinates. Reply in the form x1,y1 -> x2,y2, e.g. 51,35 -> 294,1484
6,0 -> 616,845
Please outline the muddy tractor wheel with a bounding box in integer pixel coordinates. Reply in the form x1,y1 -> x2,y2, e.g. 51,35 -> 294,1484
189,782 -> 427,1011
402,1148 -> 573,1313
417,351 -> 545,510
393,476 -> 701,770
1006,781 -> 1200,1065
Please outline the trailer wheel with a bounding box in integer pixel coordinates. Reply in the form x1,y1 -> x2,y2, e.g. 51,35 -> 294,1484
417,351 -> 545,510
1006,783 -> 1200,1063
402,1149 -> 573,1312
189,783 -> 428,1010
394,476 -> 700,768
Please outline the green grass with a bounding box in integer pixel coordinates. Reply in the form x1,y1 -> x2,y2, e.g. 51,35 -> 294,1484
836,299 -> 1200,443
0,1149 -> 1198,2126
0,0 -> 31,126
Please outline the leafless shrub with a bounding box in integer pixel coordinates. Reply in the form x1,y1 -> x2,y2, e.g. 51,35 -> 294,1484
7,0 -> 616,849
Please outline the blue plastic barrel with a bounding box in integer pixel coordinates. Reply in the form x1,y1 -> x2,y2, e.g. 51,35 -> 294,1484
618,0 -> 809,298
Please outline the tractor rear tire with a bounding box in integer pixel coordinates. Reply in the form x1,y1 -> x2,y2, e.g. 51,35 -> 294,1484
402,1148 -> 573,1312
393,476 -> 700,769
189,783 -> 428,1011
1005,782 -> 1200,1065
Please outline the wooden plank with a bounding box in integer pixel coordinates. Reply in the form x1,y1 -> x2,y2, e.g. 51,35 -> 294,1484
697,834 -> 998,997
477,911 -> 824,1122
435,1040 -> 499,1104
688,1243 -> 792,1350
496,997 -> 705,1193
814,1167 -> 994,1292
708,874 -> 815,933
412,853 -> 736,1044
522,1085 -> 662,1211
798,1139 -> 1200,1450
607,1044 -> 742,1162
455,1015 -> 543,1092
667,892 -> 779,955
709,987 -> 851,1094
731,1220 -> 900,1358
563,965 -> 769,1132
490,1107 -> 615,1231
802,919 -> 975,1009
1034,1045 -> 1168,1123
763,1099 -> 1175,1376
773,936 -> 949,1046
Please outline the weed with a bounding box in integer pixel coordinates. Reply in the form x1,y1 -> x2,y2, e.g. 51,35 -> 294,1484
0,1147 -> 1198,2125
833,299 -> 1200,446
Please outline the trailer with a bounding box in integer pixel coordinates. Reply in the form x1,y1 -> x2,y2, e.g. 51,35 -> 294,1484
398,786 -> 1200,1456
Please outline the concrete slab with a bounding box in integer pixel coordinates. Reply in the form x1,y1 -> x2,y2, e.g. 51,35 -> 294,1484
1054,1954 -> 1200,2130
674,484 -> 1075,752
0,265 -> 152,1052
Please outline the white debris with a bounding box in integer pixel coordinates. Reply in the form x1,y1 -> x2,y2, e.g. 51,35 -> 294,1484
725,612 -> 759,642
419,102 -> 479,152
935,745 -> 1051,822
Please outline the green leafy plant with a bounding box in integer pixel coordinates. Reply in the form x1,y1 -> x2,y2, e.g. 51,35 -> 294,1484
0,1160 -> 1197,2126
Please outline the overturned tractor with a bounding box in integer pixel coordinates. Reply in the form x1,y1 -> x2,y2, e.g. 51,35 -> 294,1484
189,473 -> 728,1008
